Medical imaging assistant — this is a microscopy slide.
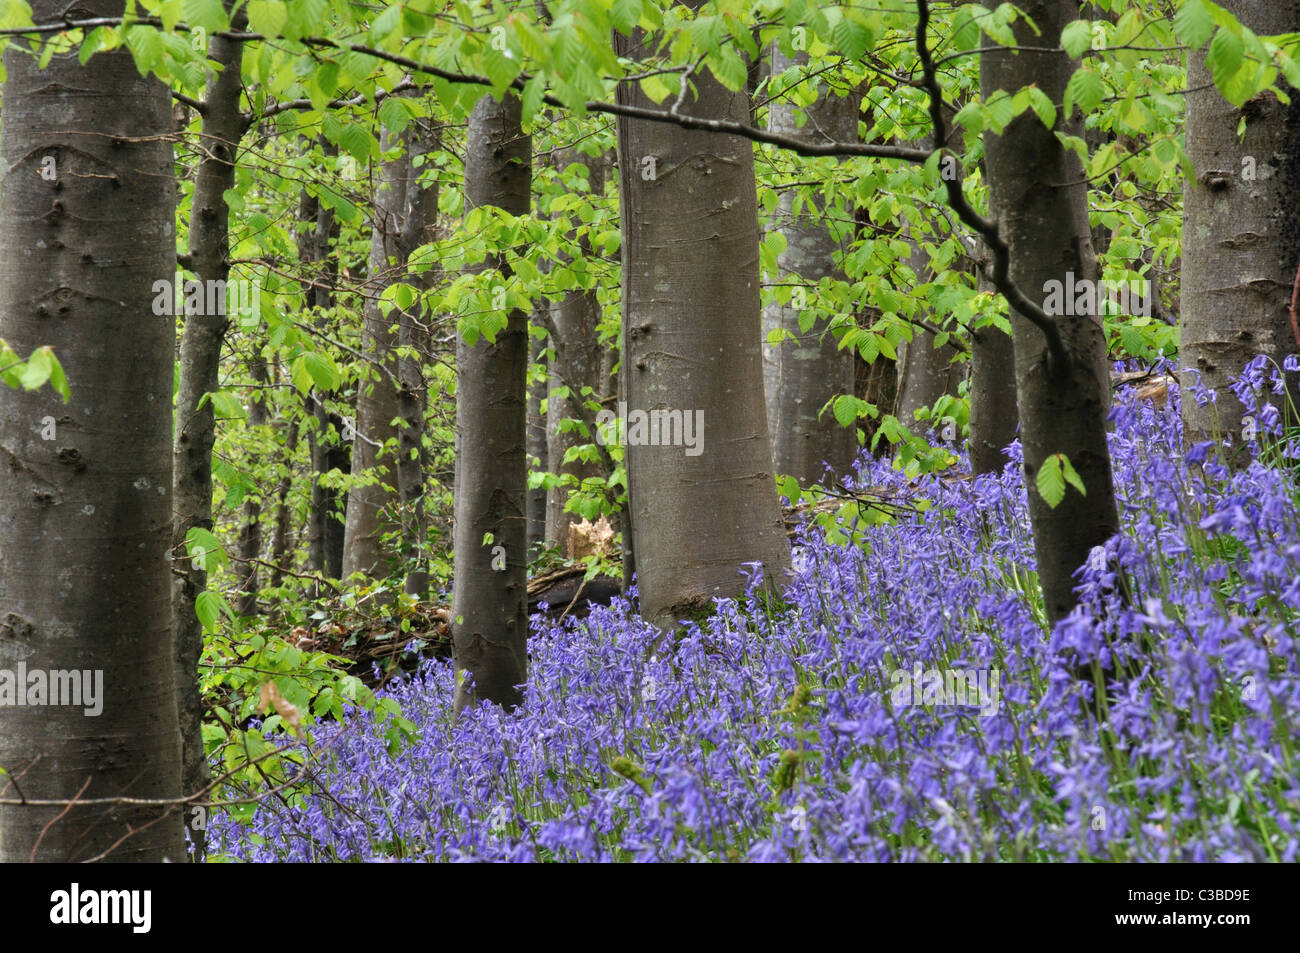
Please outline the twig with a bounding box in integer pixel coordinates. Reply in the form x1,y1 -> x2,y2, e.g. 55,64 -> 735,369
914,0 -> 1069,375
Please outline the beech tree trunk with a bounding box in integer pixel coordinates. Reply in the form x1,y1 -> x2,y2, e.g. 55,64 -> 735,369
0,0 -> 185,860
269,414 -> 300,587
527,325 -> 549,555
297,154 -> 349,581
451,93 -> 531,712
1181,0 -> 1300,447
896,333 -> 963,423
170,17 -> 247,855
895,238 -> 963,423
342,122 -> 435,578
980,0 -> 1120,624
235,349 -> 269,615
615,6 -> 792,627
968,257 -> 1019,474
762,47 -> 859,482
546,151 -> 610,546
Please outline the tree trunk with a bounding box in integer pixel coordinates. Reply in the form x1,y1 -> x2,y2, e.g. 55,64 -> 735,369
452,93 -> 532,712
546,151 -> 610,546
235,349 -> 269,615
527,325 -> 549,556
341,122 -> 434,578
762,47 -> 860,482
1180,0 -> 1300,447
298,151 -> 348,581
269,415 -> 300,588
895,232 -> 964,423
0,1 -> 185,860
895,333 -> 963,421
615,7 -> 792,627
980,0 -> 1120,624
968,255 -> 1019,474
170,17 -> 247,855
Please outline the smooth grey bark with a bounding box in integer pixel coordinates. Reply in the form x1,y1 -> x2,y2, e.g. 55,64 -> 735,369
895,219 -> 963,425
980,0 -> 1120,624
896,332 -> 962,421
269,414 -> 300,587
452,93 -> 531,712
297,155 -> 349,581
762,47 -> 859,482
968,256 -> 1019,474
546,151 -> 610,546
395,132 -> 437,596
526,325 -> 548,555
615,6 -> 792,627
0,1 -> 185,860
1181,0 -> 1300,447
235,349 -> 269,615
341,122 -> 435,578
171,18 -> 247,856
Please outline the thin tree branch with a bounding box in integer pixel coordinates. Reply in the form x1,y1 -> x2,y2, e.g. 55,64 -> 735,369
915,0 -> 1069,373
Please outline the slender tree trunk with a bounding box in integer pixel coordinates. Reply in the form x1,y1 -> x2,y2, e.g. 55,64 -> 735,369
342,122 -> 434,578
895,334 -> 962,422
0,1 -> 185,860
395,125 -> 438,596
269,416 -> 300,588
235,349 -> 269,615
895,236 -> 963,422
527,325 -> 549,555
452,93 -> 531,712
980,0 -> 1119,624
546,151 -> 609,546
1181,0 -> 1300,447
170,17 -> 246,855
762,47 -> 859,482
615,7 -> 792,627
968,254 -> 1019,474
297,153 -> 348,581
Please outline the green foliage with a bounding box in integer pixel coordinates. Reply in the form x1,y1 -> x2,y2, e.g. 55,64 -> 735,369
0,342 -> 70,401
1035,453 -> 1086,509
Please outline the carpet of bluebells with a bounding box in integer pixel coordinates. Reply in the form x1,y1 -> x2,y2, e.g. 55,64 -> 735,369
210,356 -> 1300,862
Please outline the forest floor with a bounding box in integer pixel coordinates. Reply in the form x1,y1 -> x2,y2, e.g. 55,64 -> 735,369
207,372 -> 1300,862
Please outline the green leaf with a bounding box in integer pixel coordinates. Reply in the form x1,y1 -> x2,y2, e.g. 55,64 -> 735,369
1036,453 -> 1084,506
124,26 -> 164,72
302,351 -> 340,390
520,75 -> 545,124
639,74 -> 672,103
247,0 -> 288,38
196,590 -> 223,632
16,346 -> 53,391
1027,86 -> 1056,128
831,16 -> 872,62
0,0 -> 32,30
183,0 -> 228,33
1173,0 -> 1215,48
337,123 -> 374,163
210,389 -> 247,421
1061,20 -> 1093,58
611,0 -> 642,34
377,95 -> 411,133
1036,454 -> 1066,508
708,47 -> 748,92
46,351 -> 70,402
1060,454 -> 1086,497
186,526 -> 228,573
832,394 -> 867,428
1064,67 -> 1104,118
1206,26 -> 1244,87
